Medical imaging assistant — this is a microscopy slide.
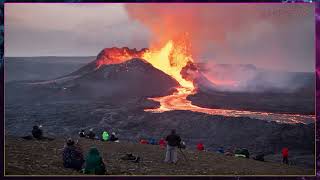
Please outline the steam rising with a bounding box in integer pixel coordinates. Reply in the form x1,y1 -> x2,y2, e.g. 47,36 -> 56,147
200,63 -> 313,92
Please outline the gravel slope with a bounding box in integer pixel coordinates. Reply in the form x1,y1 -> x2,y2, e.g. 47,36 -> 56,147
5,136 -> 315,176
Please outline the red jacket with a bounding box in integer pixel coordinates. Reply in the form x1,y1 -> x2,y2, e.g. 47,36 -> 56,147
197,143 -> 204,151
140,139 -> 148,144
159,139 -> 165,145
282,147 -> 288,157
159,138 -> 166,148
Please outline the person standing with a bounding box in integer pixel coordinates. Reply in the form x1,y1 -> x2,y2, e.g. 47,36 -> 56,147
164,129 -> 181,164
197,143 -> 204,151
282,147 -> 289,164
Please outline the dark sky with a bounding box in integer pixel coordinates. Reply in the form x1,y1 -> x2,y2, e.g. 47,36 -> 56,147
5,3 -> 315,72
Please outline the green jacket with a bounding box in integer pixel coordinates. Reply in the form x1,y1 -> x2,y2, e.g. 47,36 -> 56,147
102,131 -> 109,141
84,147 -> 105,175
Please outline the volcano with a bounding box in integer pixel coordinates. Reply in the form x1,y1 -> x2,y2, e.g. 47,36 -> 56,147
61,57 -> 179,99
6,47 -> 183,103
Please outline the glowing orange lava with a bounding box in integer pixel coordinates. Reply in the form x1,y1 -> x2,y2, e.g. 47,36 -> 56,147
95,38 -> 314,124
142,40 -> 194,89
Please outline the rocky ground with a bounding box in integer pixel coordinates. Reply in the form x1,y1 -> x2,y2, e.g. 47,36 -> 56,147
5,136 -> 315,175
5,97 -> 315,169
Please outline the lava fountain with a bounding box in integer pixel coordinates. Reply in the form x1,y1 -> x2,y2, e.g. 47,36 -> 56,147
96,35 -> 199,113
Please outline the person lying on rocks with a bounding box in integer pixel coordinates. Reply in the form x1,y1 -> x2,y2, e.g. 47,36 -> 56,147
78,129 -> 86,138
84,147 -> 106,175
109,132 -> 119,142
86,129 -> 96,140
62,138 -> 84,171
120,153 -> 140,163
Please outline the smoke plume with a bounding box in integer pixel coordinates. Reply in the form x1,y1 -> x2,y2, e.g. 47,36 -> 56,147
125,4 -> 314,92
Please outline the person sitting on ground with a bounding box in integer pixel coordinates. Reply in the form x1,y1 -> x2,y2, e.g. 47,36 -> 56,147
84,147 -> 106,175
253,153 -> 265,162
164,129 -> 181,164
234,148 -> 250,158
217,147 -> 224,154
159,138 -> 166,149
224,150 -> 233,156
140,139 -> 148,144
282,147 -> 289,164
32,125 -> 43,140
149,138 -> 157,145
86,129 -> 96,139
79,129 -> 86,138
62,138 -> 84,171
197,143 -> 204,151
102,131 -> 109,141
109,132 -> 119,142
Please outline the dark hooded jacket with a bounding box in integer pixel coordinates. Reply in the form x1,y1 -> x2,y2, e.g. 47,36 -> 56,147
32,126 -> 43,139
166,132 -> 181,147
62,143 -> 84,170
84,147 -> 105,175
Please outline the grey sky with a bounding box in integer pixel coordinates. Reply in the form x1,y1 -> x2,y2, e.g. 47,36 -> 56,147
5,4 -> 151,57
4,3 -> 315,72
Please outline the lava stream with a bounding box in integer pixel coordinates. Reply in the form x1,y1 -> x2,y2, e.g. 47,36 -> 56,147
144,87 -> 315,124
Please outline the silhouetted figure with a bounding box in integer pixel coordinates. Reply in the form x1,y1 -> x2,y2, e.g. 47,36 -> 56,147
164,129 -> 181,164
32,125 -> 43,139
62,138 -> 84,171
